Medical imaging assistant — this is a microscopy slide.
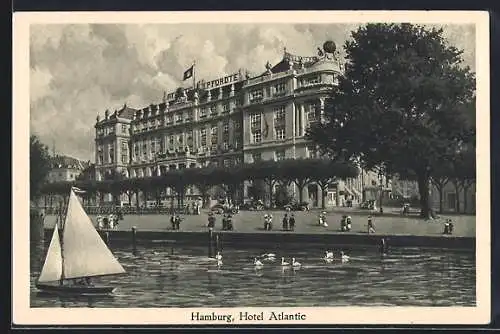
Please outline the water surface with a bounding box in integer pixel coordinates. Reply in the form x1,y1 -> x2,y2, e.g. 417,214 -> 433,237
30,242 -> 475,307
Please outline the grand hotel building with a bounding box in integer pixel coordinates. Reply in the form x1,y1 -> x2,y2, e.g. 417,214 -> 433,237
94,45 -> 384,207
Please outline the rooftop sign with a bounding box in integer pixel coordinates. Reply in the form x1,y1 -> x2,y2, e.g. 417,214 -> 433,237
165,72 -> 242,101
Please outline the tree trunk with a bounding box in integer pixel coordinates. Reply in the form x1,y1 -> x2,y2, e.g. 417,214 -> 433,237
266,179 -> 274,208
463,185 -> 468,213
438,186 -> 443,213
454,182 -> 462,213
417,172 -> 432,219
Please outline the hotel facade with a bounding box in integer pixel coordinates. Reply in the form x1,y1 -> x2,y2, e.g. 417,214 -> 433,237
94,45 -> 384,207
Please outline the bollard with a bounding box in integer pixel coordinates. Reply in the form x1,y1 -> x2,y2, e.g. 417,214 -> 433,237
131,226 -> 137,252
208,228 -> 213,258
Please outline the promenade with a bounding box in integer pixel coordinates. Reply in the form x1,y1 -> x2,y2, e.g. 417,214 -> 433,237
44,207 -> 475,238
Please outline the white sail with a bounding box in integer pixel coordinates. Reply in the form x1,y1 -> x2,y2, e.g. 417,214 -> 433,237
62,190 -> 126,279
38,227 -> 63,283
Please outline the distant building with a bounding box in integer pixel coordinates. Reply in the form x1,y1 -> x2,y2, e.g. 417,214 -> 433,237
391,177 -> 476,214
46,155 -> 91,183
94,44 -> 387,207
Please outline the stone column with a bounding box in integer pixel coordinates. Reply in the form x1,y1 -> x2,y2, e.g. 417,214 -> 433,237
300,104 -> 306,136
319,98 -> 325,123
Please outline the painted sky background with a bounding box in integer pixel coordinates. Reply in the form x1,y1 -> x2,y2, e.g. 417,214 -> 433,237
29,23 -> 476,162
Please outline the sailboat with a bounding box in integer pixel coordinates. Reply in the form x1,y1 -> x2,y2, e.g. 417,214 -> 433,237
35,187 -> 126,295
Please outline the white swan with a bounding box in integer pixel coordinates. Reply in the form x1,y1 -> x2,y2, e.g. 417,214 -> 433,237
292,258 -> 301,268
254,258 -> 263,268
340,251 -> 350,262
281,257 -> 290,266
215,251 -> 223,261
324,251 -> 334,259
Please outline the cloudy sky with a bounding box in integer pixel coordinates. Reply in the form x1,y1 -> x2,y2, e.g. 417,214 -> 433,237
29,23 -> 475,161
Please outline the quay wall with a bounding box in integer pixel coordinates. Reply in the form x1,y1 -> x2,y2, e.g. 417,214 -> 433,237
43,228 -> 475,250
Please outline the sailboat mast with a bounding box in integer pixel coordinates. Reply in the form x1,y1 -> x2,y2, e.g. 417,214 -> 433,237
59,189 -> 72,285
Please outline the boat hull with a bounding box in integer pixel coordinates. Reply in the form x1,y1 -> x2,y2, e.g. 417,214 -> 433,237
35,282 -> 117,296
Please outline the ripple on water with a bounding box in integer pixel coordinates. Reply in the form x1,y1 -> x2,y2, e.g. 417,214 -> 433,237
30,244 -> 476,308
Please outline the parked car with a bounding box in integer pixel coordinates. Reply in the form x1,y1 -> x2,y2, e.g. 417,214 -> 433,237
283,201 -> 310,211
360,200 -> 377,210
240,200 -> 266,211
210,203 -> 239,214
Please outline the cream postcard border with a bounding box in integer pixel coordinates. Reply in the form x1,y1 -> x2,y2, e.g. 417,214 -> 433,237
12,10 -> 491,325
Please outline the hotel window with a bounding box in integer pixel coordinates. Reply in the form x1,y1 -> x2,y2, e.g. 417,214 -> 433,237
252,152 -> 262,163
211,126 -> 218,145
250,112 -> 261,130
306,103 -> 319,124
200,108 -> 207,118
210,105 -> 217,116
235,120 -> 241,130
109,145 -> 114,164
275,127 -> 285,140
177,134 -> 184,145
251,129 -> 262,143
185,111 -> 193,122
222,103 -> 230,113
169,135 -> 174,148
165,115 -> 172,125
175,113 -> 183,123
97,146 -> 103,165
121,124 -> 127,133
200,128 -> 207,148
133,144 -> 139,161
275,150 -> 286,161
223,121 -> 229,133
274,81 -> 287,95
308,76 -> 321,85
151,139 -> 156,156
222,141 -> 229,151
250,89 -> 263,102
142,142 -> 147,159
234,138 -> 241,149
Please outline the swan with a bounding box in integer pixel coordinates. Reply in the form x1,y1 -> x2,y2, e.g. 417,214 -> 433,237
292,258 -> 301,268
254,258 -> 263,268
281,257 -> 290,266
215,251 -> 223,261
340,251 -> 350,262
324,251 -> 334,259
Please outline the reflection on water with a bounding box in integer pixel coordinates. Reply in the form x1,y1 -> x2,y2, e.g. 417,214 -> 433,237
30,241 -> 475,308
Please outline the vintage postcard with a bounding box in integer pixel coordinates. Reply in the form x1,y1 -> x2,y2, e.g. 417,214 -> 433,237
13,10 -> 490,326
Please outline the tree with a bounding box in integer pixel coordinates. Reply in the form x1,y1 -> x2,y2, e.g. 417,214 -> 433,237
30,135 -> 52,202
310,160 -> 359,209
450,148 -> 476,213
308,23 -> 475,218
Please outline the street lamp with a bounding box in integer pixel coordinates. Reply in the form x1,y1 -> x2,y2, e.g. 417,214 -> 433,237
379,171 -> 384,214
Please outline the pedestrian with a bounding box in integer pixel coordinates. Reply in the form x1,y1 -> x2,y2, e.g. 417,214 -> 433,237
282,213 -> 289,231
289,213 -> 295,231
208,212 -> 215,228
222,214 -> 228,231
170,213 -> 176,230
227,214 -> 234,231
367,216 -> 375,233
174,214 -> 181,230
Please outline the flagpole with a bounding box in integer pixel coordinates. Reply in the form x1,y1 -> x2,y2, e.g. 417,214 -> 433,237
192,60 -> 196,90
